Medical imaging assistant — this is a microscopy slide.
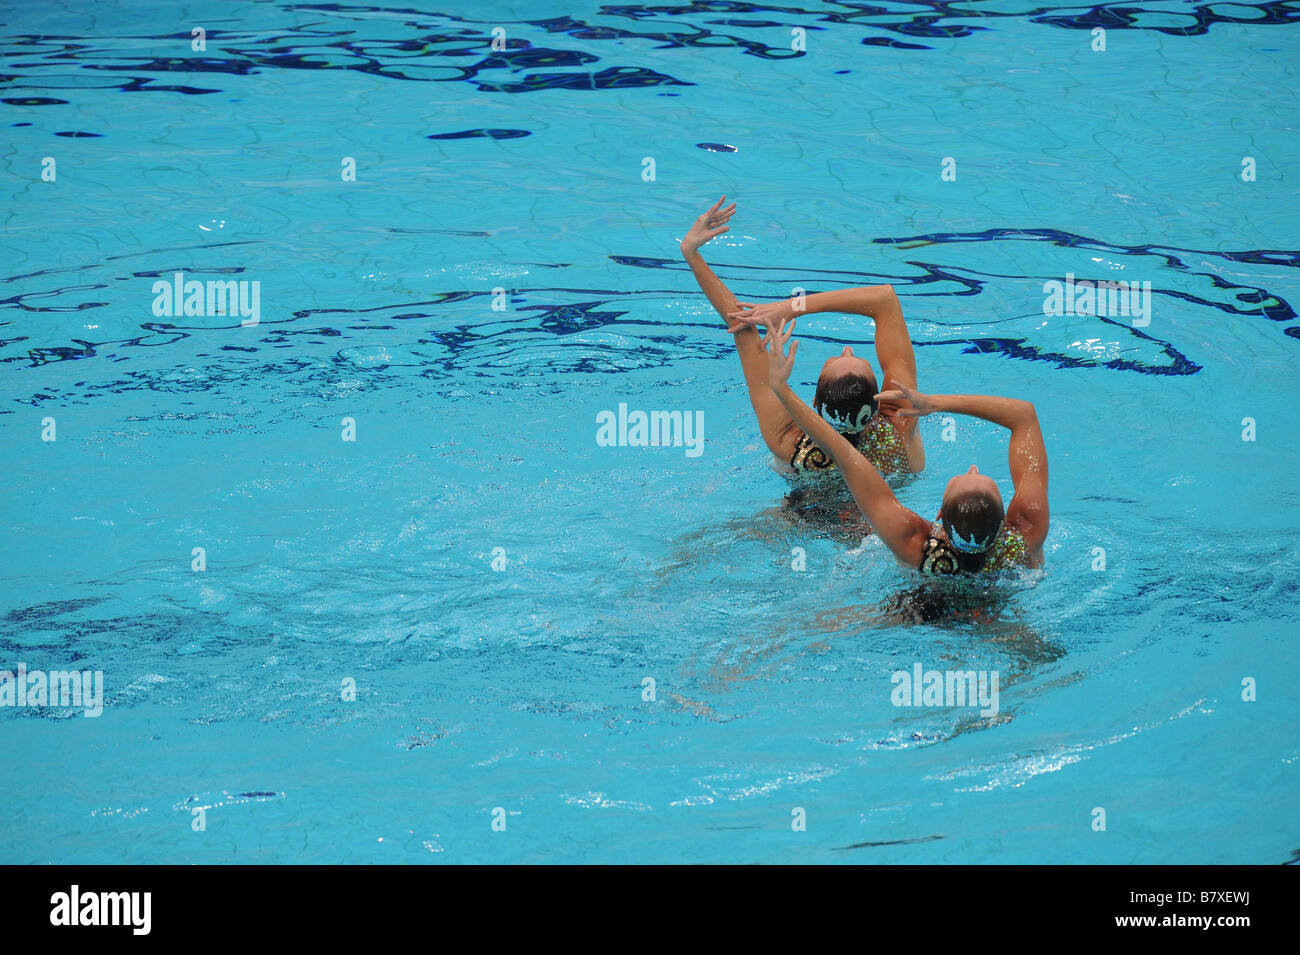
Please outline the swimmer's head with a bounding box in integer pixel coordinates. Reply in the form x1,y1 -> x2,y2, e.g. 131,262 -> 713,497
813,346 -> 877,433
938,466 -> 1004,554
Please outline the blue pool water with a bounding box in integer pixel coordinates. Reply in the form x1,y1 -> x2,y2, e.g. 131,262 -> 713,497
2,1 -> 1298,864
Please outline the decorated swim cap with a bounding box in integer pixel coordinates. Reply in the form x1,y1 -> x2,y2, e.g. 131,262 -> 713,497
822,402 -> 874,434
947,520 -> 1001,554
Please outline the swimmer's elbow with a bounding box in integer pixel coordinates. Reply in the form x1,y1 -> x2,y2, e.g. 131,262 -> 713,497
1015,400 -> 1039,429
762,420 -> 800,460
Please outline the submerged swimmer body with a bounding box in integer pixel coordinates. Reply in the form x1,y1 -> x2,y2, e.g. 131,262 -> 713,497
680,197 -> 925,483
744,314 -> 1050,577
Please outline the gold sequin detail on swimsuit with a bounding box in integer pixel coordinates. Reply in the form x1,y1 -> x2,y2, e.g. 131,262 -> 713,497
790,415 -> 912,476
919,524 -> 1029,577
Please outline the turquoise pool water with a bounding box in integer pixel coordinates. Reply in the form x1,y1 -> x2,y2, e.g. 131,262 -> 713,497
2,0 -> 1298,864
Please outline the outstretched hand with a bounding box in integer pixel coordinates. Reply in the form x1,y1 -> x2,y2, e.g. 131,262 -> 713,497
874,379 -> 936,417
681,196 -> 736,253
763,317 -> 799,390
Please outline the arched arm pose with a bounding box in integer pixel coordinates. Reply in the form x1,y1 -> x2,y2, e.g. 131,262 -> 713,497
681,197 -> 923,476
761,316 -> 1048,574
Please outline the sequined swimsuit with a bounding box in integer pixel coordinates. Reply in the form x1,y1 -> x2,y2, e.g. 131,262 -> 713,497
789,415 -> 913,476
918,523 -> 1029,577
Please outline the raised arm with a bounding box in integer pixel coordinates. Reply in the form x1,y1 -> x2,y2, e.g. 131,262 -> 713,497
877,383 -> 1049,553
763,320 -> 930,566
726,284 -> 923,459
728,285 -> 915,389
802,285 -> 917,392
680,197 -> 799,459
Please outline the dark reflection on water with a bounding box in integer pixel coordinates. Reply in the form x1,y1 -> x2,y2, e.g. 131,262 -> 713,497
9,222 -> 1298,381
2,1 -> 1296,105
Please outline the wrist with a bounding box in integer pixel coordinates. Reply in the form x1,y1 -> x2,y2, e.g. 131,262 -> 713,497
794,292 -> 824,316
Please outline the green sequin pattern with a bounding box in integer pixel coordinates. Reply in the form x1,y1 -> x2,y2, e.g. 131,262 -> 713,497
979,526 -> 1028,572
790,416 -> 912,476
920,524 -> 1029,577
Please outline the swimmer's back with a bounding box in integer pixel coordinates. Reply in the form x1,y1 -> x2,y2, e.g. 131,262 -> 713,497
788,416 -> 918,477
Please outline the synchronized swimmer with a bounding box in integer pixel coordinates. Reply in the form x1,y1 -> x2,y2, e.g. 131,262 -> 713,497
681,197 -> 924,480
682,196 -> 1050,577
